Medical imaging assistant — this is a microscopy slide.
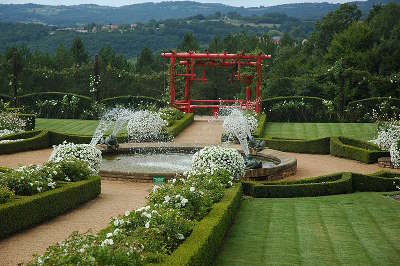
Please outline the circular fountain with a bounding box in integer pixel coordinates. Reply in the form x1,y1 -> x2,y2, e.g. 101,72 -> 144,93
92,107 -> 297,182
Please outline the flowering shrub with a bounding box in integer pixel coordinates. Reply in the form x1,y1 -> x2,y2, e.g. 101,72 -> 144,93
191,146 -> 245,179
127,110 -> 168,142
0,165 -> 57,196
30,167 -> 236,265
49,142 -> 102,174
0,160 -> 92,197
390,140 -> 400,168
0,112 -> 26,138
370,122 -> 400,150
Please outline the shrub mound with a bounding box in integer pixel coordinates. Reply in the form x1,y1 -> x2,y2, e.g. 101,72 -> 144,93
243,171 -> 400,198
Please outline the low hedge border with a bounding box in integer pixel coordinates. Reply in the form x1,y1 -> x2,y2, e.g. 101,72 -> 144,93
259,137 -> 331,154
0,175 -> 101,239
253,113 -> 267,138
166,113 -> 194,138
0,130 -> 50,154
157,183 -> 242,266
330,136 -> 389,164
243,171 -> 400,198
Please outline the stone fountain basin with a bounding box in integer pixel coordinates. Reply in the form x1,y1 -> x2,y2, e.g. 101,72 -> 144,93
99,143 -> 297,182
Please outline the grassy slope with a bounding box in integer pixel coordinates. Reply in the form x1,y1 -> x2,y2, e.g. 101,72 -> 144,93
217,192 -> 400,266
263,122 -> 377,141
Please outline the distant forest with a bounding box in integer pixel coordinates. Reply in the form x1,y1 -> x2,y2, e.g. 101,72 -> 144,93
0,12 -> 314,57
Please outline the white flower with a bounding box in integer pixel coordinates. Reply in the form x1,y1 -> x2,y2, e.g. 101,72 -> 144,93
106,232 -> 113,238
164,195 -> 171,203
190,187 -> 195,192
127,110 -> 167,142
177,233 -> 185,240
125,210 -> 130,217
181,198 -> 188,206
145,221 -> 150,228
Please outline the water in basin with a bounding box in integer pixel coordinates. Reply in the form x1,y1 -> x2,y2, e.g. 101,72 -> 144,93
101,153 -> 193,174
101,152 -> 278,174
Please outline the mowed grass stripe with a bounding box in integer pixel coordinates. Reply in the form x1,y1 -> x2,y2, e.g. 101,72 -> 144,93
217,193 -> 400,265
216,199 -> 273,265
263,200 -> 301,265
343,201 -> 400,265
263,123 -> 377,141
296,201 -> 339,265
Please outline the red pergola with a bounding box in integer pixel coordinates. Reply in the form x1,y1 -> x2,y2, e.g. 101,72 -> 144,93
161,51 -> 271,115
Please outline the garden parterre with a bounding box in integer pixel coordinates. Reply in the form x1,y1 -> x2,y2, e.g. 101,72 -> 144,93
28,146 -> 243,265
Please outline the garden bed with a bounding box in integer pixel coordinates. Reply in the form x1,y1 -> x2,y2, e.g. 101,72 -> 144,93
0,130 -> 50,154
0,175 -> 101,239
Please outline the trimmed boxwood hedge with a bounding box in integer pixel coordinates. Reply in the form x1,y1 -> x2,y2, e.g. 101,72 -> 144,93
243,173 -> 352,198
0,175 -> 101,239
166,113 -> 194,138
330,136 -> 389,164
100,95 -> 167,109
0,130 -> 50,154
157,183 -> 242,266
260,137 -> 331,154
253,113 -> 267,138
243,171 -> 400,198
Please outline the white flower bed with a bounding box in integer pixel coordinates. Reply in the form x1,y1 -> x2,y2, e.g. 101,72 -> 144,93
49,142 -> 102,174
127,110 -> 167,142
0,112 -> 25,137
370,124 -> 400,150
191,146 -> 245,179
390,141 -> 400,168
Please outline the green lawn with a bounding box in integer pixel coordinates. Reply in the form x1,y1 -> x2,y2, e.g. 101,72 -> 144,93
35,118 -> 126,136
264,122 -> 377,141
217,193 -> 400,266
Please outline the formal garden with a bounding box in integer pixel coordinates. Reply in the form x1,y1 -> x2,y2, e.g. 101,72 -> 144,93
0,2 -> 400,265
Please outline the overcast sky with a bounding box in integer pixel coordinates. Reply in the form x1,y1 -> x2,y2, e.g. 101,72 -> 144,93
0,0 -> 360,8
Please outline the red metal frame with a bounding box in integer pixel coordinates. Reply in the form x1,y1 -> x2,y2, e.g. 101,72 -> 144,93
161,51 -> 271,114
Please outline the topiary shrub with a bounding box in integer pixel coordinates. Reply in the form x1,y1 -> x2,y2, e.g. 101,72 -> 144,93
0,185 -> 14,204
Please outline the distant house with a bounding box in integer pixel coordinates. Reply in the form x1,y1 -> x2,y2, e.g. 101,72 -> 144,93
111,24 -> 119,31
272,36 -> 281,45
130,23 -> 137,30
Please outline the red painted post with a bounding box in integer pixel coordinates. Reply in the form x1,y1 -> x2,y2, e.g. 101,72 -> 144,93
184,63 -> 190,101
169,53 -> 176,106
255,55 -> 262,113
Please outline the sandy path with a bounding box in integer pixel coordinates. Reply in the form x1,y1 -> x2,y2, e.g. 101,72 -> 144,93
0,180 -> 152,265
173,116 -> 223,145
281,151 -> 400,180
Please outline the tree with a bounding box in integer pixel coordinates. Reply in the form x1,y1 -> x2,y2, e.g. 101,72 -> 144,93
71,38 -> 88,65
178,32 -> 199,52
55,44 -> 74,70
136,47 -> 155,73
311,3 -> 362,52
